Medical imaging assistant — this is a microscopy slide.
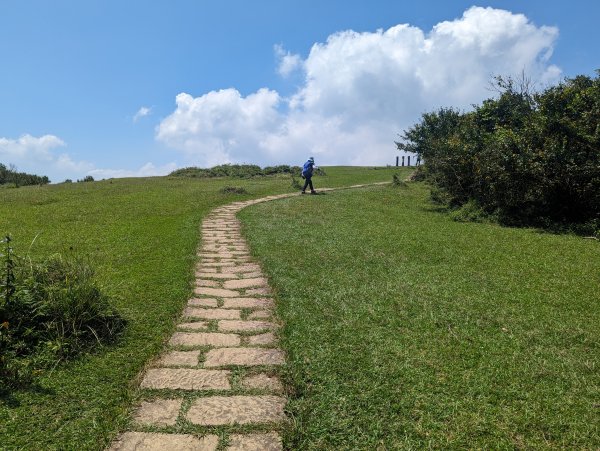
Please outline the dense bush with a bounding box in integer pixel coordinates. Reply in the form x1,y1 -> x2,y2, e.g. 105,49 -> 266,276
77,175 -> 95,182
399,72 -> 600,233
0,163 -> 50,186
0,237 -> 124,387
169,164 -> 302,178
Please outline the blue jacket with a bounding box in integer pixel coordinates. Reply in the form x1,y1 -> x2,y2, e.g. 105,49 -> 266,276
302,160 -> 314,178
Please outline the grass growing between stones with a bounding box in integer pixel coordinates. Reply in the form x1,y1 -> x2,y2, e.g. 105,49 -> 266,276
0,167 -> 397,449
238,182 -> 600,449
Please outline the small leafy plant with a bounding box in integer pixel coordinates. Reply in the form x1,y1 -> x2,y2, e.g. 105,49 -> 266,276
0,237 -> 124,388
392,173 -> 408,188
290,175 -> 302,190
220,186 -> 249,194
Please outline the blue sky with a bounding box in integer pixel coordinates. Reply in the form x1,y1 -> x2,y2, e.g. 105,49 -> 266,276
0,0 -> 598,181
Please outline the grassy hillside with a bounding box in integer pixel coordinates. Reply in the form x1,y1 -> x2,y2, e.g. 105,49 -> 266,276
0,167 -> 398,449
238,182 -> 600,449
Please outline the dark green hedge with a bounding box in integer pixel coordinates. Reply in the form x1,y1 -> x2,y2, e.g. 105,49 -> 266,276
399,72 -> 600,232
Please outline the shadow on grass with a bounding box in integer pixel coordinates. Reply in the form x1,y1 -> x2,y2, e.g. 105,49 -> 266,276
0,383 -> 55,408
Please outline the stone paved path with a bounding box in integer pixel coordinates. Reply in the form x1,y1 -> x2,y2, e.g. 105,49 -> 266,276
109,193 -> 302,451
109,183 -> 389,450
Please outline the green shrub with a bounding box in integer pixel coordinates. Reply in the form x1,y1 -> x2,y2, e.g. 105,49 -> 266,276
290,175 -> 302,190
169,164 -> 302,179
77,175 -> 94,182
449,200 -> 494,223
392,173 -> 408,188
0,237 -> 124,387
400,72 -> 600,231
219,186 -> 249,194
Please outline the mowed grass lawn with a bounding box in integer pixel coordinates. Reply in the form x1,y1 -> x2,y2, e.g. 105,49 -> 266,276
239,183 -> 600,449
0,167 -> 399,449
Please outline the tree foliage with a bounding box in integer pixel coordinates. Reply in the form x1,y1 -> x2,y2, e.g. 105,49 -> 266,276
0,163 -> 50,186
399,72 -> 600,232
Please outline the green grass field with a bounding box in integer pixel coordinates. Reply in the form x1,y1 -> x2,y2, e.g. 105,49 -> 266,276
238,183 -> 600,449
0,167 -> 398,450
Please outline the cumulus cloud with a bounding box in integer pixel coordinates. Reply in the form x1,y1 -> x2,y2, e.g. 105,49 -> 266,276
0,134 -> 93,181
156,88 -> 281,166
88,162 -> 178,179
133,106 -> 152,122
0,134 -> 65,161
274,44 -> 303,77
0,133 -> 175,182
158,6 -> 561,166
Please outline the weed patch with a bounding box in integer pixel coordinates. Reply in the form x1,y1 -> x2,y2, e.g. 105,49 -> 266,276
0,237 -> 124,388
220,186 -> 249,195
392,173 -> 408,188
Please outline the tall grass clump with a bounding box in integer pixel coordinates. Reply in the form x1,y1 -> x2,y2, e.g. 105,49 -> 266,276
0,236 -> 124,388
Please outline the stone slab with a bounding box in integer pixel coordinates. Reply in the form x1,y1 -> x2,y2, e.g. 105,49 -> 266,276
204,348 -> 285,367
177,321 -> 209,331
199,253 -> 234,258
239,272 -> 264,279
245,287 -> 272,296
188,298 -> 218,308
109,432 -> 218,451
169,332 -> 241,347
184,308 -> 241,320
219,265 -> 261,274
248,310 -> 271,319
202,248 -> 231,254
227,433 -> 282,451
197,266 -> 217,273
140,368 -> 230,390
196,273 -> 239,280
158,350 -> 201,366
200,262 -> 236,267
223,278 -> 268,290
133,398 -> 183,426
195,287 -> 241,298
222,298 -> 274,309
196,279 -> 221,288
241,374 -> 283,392
247,332 -> 277,346
218,320 -> 276,332
186,395 -> 286,425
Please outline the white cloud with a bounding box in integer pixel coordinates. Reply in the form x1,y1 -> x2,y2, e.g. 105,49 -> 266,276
88,162 -> 177,179
0,134 -> 92,181
156,6 -> 560,167
274,44 -> 303,77
156,88 -> 281,167
133,106 -> 152,122
0,134 -> 65,161
0,133 -> 176,182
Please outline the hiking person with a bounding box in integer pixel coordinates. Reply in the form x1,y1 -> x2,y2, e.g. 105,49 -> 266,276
301,156 -> 317,194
